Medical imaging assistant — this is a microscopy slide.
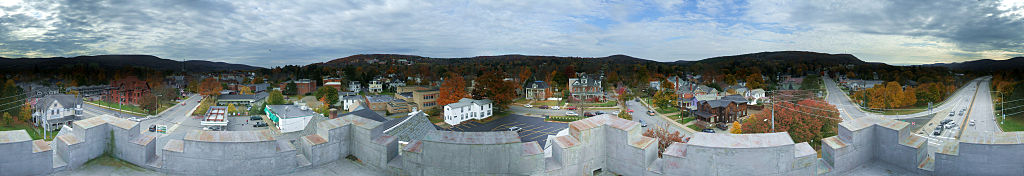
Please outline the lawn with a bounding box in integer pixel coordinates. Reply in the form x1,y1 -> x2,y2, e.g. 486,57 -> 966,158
532,100 -> 565,106
547,115 -> 586,122
687,124 -> 707,132
191,97 -> 217,116
584,101 -> 617,107
999,116 -> 1024,132
0,123 -> 57,140
655,107 -> 680,114
865,104 -> 930,115
88,100 -> 151,115
679,116 -> 696,124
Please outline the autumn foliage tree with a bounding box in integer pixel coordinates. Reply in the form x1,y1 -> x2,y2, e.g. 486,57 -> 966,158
643,126 -> 688,158
472,71 -> 516,110
859,81 -> 917,109
198,77 -> 223,97
742,99 -> 841,150
438,73 -> 467,106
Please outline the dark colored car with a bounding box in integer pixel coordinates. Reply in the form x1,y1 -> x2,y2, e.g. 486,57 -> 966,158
594,111 -> 605,115
702,129 -> 716,133
584,112 -> 595,117
539,105 -> 549,109
253,122 -> 268,127
250,116 -> 262,120
149,125 -> 156,132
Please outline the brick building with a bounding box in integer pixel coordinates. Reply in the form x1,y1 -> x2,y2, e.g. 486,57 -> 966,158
107,76 -> 150,105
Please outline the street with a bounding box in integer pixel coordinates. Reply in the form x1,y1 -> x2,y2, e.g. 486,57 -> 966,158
625,99 -> 692,137
823,76 -> 986,120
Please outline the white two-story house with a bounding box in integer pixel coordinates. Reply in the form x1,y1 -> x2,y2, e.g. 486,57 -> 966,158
32,94 -> 83,131
442,98 -> 493,125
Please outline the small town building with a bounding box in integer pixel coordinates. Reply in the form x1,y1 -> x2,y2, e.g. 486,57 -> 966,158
215,92 -> 268,107
745,89 -> 766,105
200,106 -> 228,130
340,95 -> 365,112
365,95 -> 398,111
32,94 -> 82,131
279,79 -> 316,95
523,81 -> 550,100
443,98 -> 493,125
396,86 -> 440,110
368,80 -> 384,93
694,95 -> 749,125
265,105 -> 318,133
108,76 -> 150,105
348,81 -> 361,93
778,77 -> 804,90
568,72 -> 603,102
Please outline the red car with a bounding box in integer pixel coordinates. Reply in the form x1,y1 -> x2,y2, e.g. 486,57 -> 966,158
627,109 -> 634,113
566,106 -> 577,110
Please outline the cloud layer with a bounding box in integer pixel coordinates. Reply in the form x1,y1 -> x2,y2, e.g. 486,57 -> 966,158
2,0 -> 1023,67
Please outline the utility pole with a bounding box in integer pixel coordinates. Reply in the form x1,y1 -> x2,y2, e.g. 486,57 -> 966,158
770,91 -> 776,133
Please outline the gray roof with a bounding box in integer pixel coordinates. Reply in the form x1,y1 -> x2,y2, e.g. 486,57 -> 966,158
342,95 -> 364,101
36,94 -> 81,112
366,95 -> 397,103
569,74 -> 601,87
383,111 -> 438,142
525,81 -> 549,89
445,98 -> 492,109
699,95 -> 748,108
340,108 -> 388,122
217,94 -> 257,101
721,94 -> 749,103
399,92 -> 413,98
266,105 -> 318,118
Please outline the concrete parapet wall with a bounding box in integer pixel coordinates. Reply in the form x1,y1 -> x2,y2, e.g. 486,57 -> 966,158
0,130 -> 53,176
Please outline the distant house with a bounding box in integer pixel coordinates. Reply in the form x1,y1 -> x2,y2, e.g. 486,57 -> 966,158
443,98 -> 493,125
725,85 -> 748,95
364,95 -> 398,111
396,86 -> 440,110
650,80 -> 662,90
341,95 -> 365,112
694,94 -> 749,125
348,81 -> 361,93
108,76 -> 150,105
568,73 -> 603,102
32,94 -> 83,131
745,89 -> 766,105
523,81 -> 550,100
778,77 -> 804,90
67,85 -> 112,101
279,79 -> 316,95
324,81 -> 343,91
265,105 -> 318,133
387,80 -> 406,91
368,79 -> 385,93
678,93 -> 697,110
694,85 -> 718,95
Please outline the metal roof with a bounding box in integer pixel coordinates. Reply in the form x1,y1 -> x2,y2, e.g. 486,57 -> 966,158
445,98 -> 492,109
267,105 -> 318,119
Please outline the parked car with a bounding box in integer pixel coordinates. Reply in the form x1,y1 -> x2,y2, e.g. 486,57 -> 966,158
702,129 -> 716,133
970,120 -> 975,126
523,104 -> 533,108
647,110 -> 656,116
627,109 -> 634,113
566,111 -> 579,116
253,122 -> 268,127
611,111 -> 619,115
250,116 -> 262,120
566,106 -> 577,110
149,125 -> 156,132
539,105 -> 549,109
594,111 -> 605,115
509,126 -> 522,132
584,112 -> 595,117
551,106 -> 561,110
639,120 -> 647,127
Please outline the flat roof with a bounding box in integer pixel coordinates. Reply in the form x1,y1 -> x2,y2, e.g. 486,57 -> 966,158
0,130 -> 32,144
267,105 -> 318,119
688,132 -> 795,148
183,130 -> 275,143
423,130 -> 521,145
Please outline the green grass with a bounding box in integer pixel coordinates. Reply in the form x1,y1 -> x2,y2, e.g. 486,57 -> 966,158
655,107 -> 680,114
687,124 -> 707,131
999,116 -> 1024,132
679,116 -> 696,124
191,97 -> 217,116
863,104 -> 930,115
584,101 -> 617,107
533,100 -> 565,106
88,100 -> 151,115
547,116 -> 586,122
0,123 -> 56,140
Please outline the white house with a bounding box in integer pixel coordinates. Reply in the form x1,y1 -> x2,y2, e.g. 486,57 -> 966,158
745,89 -> 766,105
265,105 -> 318,133
32,94 -> 82,131
341,95 -> 365,112
442,98 -> 493,125
649,81 -> 661,90
369,80 -> 384,93
348,81 -> 361,93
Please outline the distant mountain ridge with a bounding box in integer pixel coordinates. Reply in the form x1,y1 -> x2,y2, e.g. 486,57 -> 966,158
318,51 -> 876,68
0,55 -> 263,72
920,57 -> 1024,71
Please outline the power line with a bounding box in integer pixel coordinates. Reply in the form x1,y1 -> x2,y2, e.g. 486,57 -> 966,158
772,104 -> 843,121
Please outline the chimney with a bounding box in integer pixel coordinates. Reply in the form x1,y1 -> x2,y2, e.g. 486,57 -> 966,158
329,108 -> 338,119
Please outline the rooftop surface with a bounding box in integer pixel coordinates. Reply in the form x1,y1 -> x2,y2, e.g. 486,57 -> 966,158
0,130 -> 32,144
422,130 -> 521,145
183,130 -> 275,143
688,132 -> 795,148
267,105 -> 318,119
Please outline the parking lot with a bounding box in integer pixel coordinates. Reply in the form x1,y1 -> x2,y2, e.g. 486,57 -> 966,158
445,114 -> 567,146
225,115 -> 271,131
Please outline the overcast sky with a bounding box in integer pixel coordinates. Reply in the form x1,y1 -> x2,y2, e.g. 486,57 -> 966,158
2,0 -> 1024,67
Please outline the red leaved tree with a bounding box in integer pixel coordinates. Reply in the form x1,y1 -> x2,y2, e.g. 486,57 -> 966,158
741,99 -> 841,150
438,73 -> 467,106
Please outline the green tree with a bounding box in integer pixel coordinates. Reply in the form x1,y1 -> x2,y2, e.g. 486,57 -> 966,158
314,86 -> 339,106
652,90 -> 678,109
3,112 -> 10,126
267,90 -> 286,105
284,82 -> 298,95
227,104 -> 237,114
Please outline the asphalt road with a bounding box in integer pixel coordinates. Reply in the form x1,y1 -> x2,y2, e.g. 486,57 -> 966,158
82,102 -> 143,120
965,76 -> 1000,133
625,99 -> 692,137
823,76 -> 986,120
